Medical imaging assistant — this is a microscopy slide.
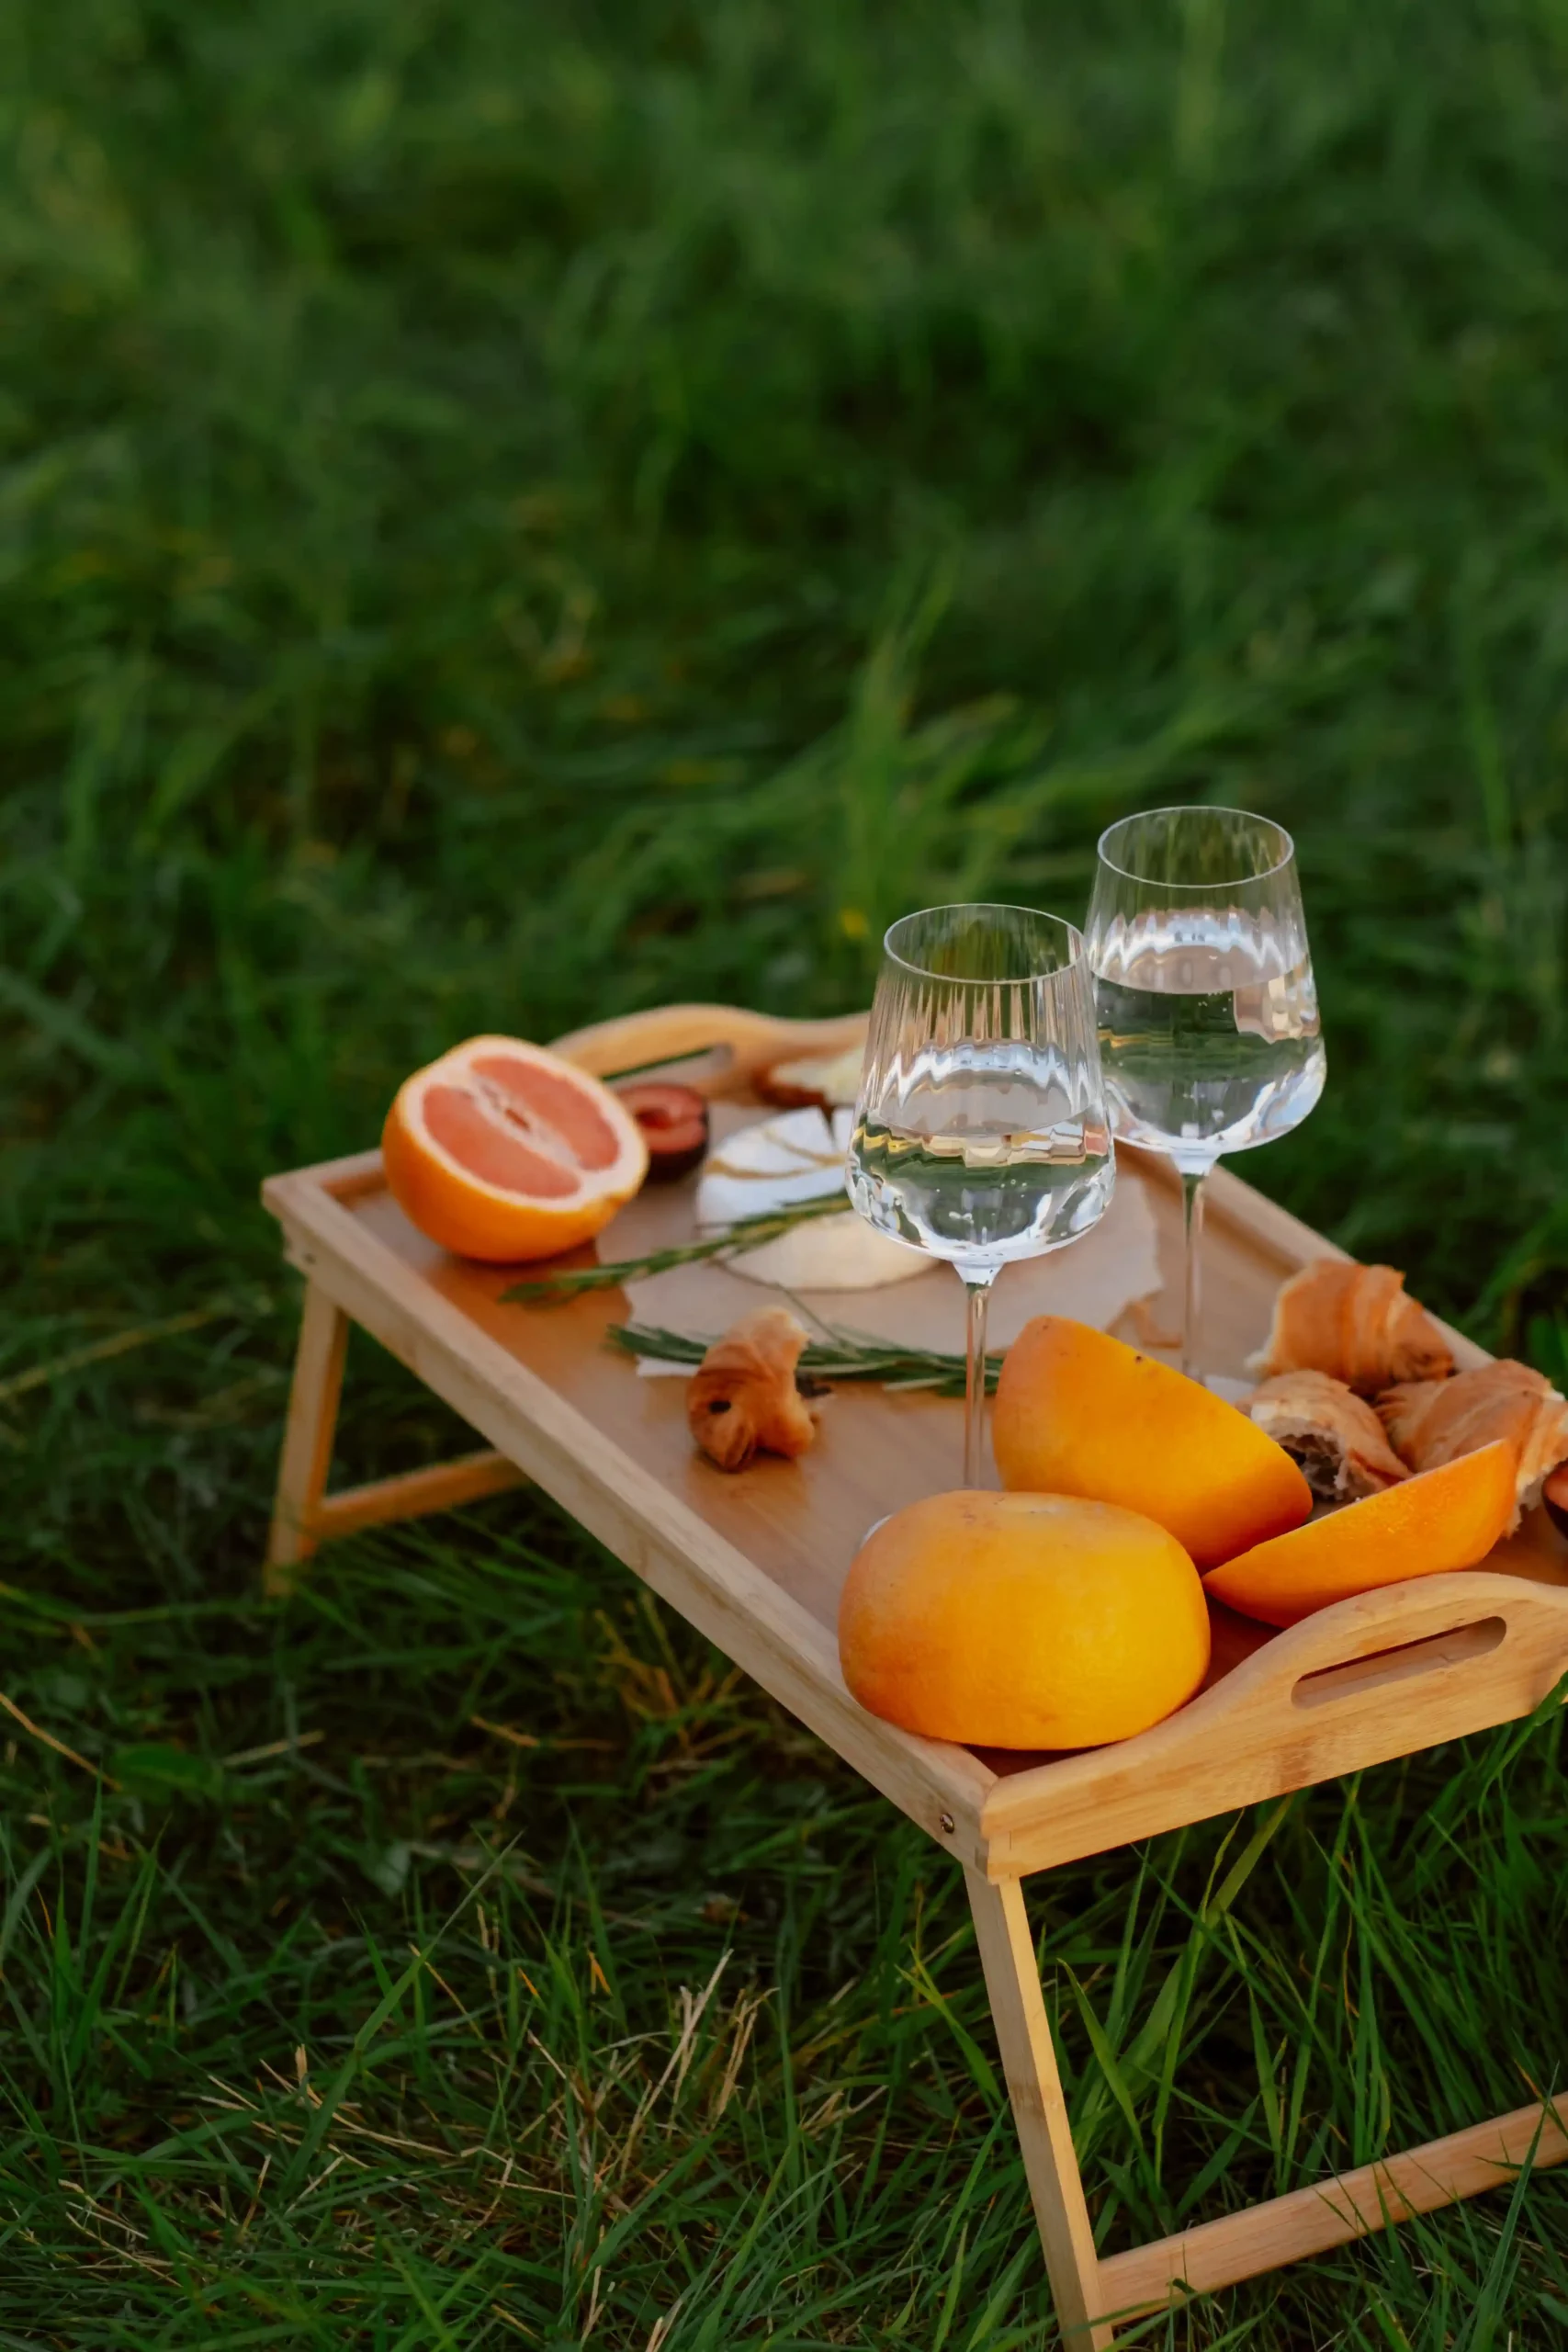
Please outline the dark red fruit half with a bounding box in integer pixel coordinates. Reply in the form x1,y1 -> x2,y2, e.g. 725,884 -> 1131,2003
1543,1462 -> 1568,1542
615,1081 -> 709,1182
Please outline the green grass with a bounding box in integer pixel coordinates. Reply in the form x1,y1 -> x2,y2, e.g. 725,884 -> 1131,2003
6,0 -> 1568,2340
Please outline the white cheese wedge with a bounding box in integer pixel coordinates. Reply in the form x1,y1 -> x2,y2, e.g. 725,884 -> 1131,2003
694,1107 -> 927,1292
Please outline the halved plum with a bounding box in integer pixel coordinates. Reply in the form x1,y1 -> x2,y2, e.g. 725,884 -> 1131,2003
615,1081 -> 709,1182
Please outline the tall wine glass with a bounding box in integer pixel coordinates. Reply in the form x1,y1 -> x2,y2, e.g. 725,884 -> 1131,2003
845,904 -> 1114,1487
1084,808 -> 1325,1380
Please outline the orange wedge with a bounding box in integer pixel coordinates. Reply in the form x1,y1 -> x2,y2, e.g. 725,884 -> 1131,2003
1202,1441 -> 1515,1627
382,1035 -> 649,1261
994,1317 -> 1312,1569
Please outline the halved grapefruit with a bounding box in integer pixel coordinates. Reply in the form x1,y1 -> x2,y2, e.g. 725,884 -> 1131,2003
1201,1440 -> 1515,1628
382,1036 -> 649,1262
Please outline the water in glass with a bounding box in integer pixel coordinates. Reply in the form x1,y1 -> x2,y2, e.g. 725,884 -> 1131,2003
846,904 -> 1113,1486
1094,916 -> 1325,1174
1084,807 -> 1324,1378
848,1042 -> 1113,1264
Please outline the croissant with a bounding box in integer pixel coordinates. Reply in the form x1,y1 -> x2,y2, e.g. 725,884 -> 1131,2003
1377,1360 -> 1568,1531
1247,1371 -> 1409,1505
687,1308 -> 819,1472
1250,1259 -> 1454,1395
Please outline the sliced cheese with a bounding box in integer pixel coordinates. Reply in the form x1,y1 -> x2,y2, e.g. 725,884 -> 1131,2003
694,1107 -> 927,1292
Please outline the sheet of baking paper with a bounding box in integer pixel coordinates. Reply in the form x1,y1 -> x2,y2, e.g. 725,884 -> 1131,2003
625,1138 -> 1165,1371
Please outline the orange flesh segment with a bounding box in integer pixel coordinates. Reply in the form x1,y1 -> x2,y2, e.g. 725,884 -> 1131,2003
422,1084 -> 580,1198
469,1054 -> 621,1171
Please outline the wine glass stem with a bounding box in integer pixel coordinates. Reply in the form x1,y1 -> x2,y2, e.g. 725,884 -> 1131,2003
962,1268 -> 999,1487
1180,1168 -> 1208,1382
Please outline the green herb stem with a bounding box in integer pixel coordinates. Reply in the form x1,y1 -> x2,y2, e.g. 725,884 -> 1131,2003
501,1191 -> 848,1304
605,1317 -> 1003,1397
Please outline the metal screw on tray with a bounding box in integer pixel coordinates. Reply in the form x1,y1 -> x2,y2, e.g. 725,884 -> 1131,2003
1084,808 -> 1325,1382
844,904 -> 1115,1487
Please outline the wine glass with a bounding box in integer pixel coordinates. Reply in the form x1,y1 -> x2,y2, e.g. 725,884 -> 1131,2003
845,904 -> 1115,1487
1084,807 -> 1325,1380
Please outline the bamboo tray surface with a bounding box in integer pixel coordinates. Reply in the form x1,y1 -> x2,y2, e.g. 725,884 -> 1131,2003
262,1004 -> 1568,1883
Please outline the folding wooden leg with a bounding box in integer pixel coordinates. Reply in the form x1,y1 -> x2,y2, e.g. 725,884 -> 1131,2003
1096,2093 -> 1568,2319
264,1279 -> 526,1597
965,1867 -> 1113,2349
265,1282 -> 349,1595
967,1851 -> 1568,2337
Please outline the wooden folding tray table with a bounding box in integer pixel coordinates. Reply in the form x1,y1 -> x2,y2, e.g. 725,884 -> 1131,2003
260,1004 -> 1568,2344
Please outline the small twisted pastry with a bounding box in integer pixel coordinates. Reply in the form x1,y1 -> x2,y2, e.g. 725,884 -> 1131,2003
1247,1370 -> 1408,1504
1250,1259 -> 1454,1396
687,1308 -> 819,1471
1377,1360 -> 1568,1532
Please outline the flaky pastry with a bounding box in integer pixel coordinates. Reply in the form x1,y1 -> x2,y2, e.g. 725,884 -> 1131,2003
1247,1370 -> 1409,1504
687,1307 -> 819,1472
1377,1359 -> 1568,1532
1250,1259 -> 1453,1395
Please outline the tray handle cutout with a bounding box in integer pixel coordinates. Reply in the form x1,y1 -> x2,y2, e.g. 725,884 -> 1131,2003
1292,1615 -> 1506,1712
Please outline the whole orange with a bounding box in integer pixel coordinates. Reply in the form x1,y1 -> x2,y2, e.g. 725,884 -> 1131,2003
838,1489 -> 1210,1749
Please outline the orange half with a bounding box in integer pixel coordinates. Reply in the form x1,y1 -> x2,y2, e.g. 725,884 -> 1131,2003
1202,1441 -> 1516,1628
382,1035 -> 649,1261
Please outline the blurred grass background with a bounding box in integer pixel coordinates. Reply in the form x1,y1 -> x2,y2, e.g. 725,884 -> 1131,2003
5,0 -> 1568,2342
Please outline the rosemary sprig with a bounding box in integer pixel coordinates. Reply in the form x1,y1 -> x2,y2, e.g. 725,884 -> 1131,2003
605,1318 -> 1003,1397
501,1191 -> 848,1304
